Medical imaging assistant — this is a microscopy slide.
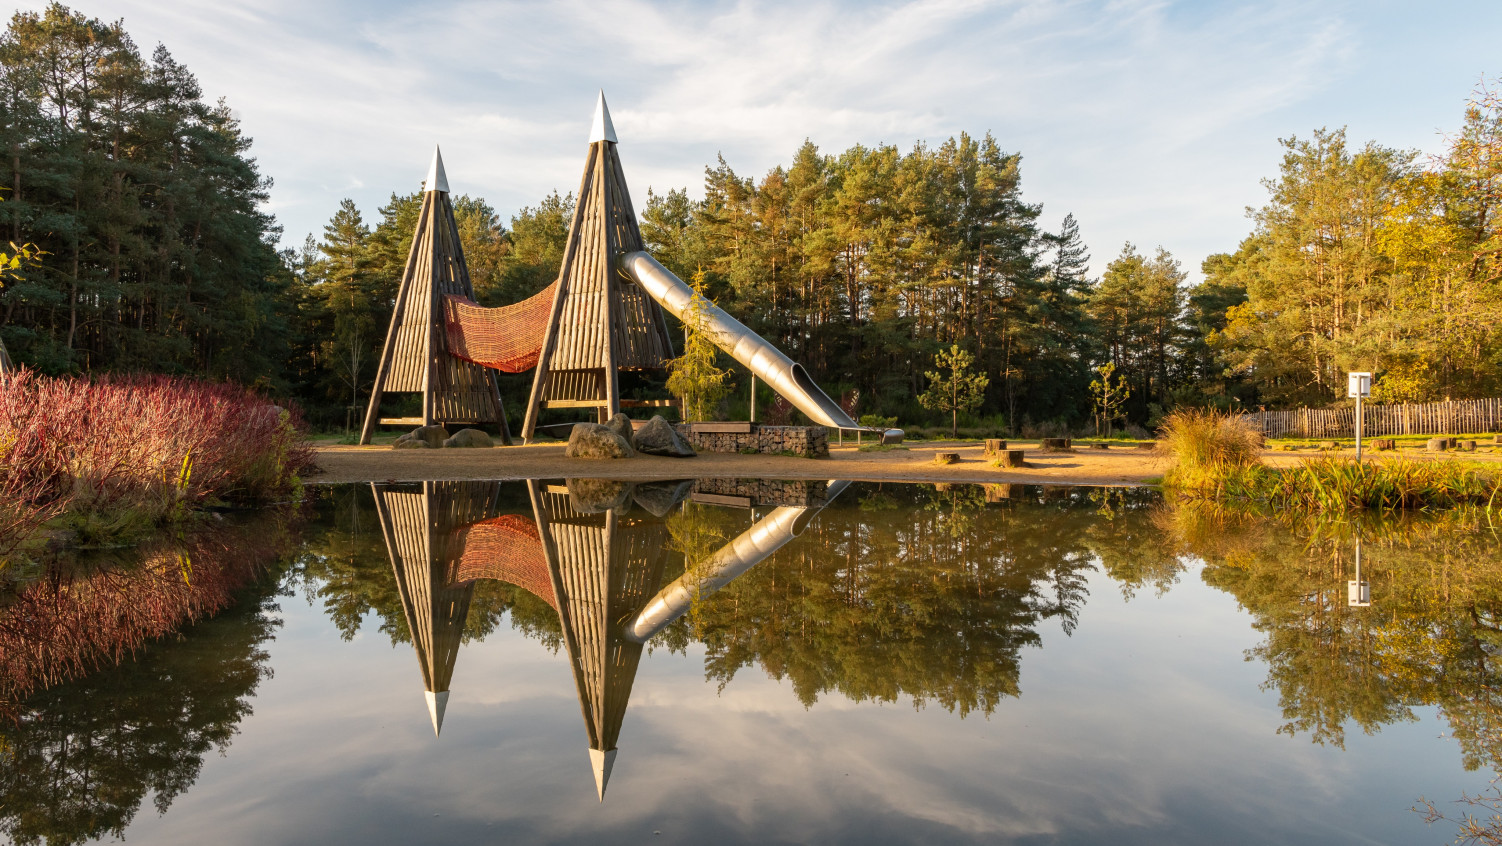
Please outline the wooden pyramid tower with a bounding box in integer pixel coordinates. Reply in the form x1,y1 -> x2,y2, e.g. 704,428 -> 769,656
520,93 -> 675,443
359,147 -> 508,445
0,334 -> 13,375
526,480 -> 669,800
373,480 -> 501,736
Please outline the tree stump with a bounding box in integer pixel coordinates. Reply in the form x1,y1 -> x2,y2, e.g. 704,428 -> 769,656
933,452 -> 959,465
1427,437 -> 1449,452
1460,440 -> 1477,452
1090,442 -> 1109,450
994,449 -> 1027,468
984,438 -> 1008,456
1492,434 -> 1502,445
1136,441 -> 1157,450
1040,437 -> 1071,452
1318,440 -> 1339,451
1372,438 -> 1395,451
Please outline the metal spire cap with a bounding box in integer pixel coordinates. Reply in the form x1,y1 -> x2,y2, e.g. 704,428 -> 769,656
424,145 -> 450,194
589,90 -> 618,144
425,689 -> 450,737
590,747 -> 617,800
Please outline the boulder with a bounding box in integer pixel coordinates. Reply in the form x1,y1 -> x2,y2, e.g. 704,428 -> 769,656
567,478 -> 633,514
1040,437 -> 1072,452
605,413 -> 636,450
566,422 -> 636,459
394,425 -> 449,450
443,428 -> 493,448
632,479 -> 695,517
392,437 -> 431,450
634,415 -> 696,458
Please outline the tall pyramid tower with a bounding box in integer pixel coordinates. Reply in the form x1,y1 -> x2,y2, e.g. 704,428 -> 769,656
359,148 -> 508,445
373,480 -> 500,736
527,480 -> 669,799
520,93 -> 675,442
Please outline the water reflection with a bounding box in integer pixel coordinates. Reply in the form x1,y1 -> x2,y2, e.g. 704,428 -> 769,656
1162,504 -> 1502,770
0,518 -> 294,846
5,480 -> 1502,842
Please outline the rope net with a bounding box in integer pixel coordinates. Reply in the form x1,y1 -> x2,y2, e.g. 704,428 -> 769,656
451,515 -> 555,609
442,282 -> 558,373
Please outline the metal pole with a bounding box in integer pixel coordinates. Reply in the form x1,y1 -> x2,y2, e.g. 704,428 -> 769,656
1355,393 -> 1363,462
750,372 -> 756,423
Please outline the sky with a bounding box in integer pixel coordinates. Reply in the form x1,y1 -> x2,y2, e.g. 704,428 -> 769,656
14,0 -> 1500,281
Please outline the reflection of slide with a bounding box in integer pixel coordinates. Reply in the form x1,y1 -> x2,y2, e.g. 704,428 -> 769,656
622,480 -> 852,643
622,252 -> 899,441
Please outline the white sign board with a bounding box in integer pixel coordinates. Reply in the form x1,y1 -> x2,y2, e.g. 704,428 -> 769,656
1347,372 -> 1372,399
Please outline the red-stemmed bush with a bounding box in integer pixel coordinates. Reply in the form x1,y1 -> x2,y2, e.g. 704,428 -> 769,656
0,371 -> 315,556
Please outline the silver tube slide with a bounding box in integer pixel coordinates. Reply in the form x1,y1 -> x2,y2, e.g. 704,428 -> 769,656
623,480 -> 852,644
622,251 -> 898,440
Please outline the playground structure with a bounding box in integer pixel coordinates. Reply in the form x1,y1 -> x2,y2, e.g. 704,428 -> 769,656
359,151 -> 510,444
0,334 -> 12,375
372,476 -> 849,800
360,92 -> 894,445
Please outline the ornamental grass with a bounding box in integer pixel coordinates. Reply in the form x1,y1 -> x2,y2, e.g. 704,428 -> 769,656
1160,409 -> 1502,513
0,371 -> 315,559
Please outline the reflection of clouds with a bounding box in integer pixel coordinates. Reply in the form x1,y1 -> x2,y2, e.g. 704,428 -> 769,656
119,566 -> 1478,845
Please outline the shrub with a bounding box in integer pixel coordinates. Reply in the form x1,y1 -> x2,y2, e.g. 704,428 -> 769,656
0,372 -> 315,557
1160,409 -> 1264,491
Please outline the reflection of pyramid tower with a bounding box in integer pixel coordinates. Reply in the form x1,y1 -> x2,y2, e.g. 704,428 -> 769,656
372,481 -> 500,735
527,481 -> 668,799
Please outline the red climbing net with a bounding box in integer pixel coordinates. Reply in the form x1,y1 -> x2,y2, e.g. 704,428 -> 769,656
451,515 -> 555,609
443,282 -> 558,373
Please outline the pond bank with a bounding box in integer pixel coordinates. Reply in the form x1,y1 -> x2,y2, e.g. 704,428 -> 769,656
309,440 -> 1168,486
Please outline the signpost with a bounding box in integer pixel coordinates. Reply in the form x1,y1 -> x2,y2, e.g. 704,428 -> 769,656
1348,371 -> 1372,461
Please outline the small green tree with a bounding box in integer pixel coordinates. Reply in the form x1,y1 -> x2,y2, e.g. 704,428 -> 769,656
920,345 -> 990,437
1090,362 -> 1131,437
666,270 -> 732,422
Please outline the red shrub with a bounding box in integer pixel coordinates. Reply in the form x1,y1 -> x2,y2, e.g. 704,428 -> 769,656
0,371 -> 315,555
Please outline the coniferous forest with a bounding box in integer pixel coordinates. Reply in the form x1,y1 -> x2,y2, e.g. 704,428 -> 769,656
1,4 -> 1499,434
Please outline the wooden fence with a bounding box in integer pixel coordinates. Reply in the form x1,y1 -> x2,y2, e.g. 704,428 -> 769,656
1243,398 -> 1502,439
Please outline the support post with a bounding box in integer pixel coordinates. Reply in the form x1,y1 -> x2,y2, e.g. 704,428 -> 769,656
749,372 -> 756,423
1355,393 -> 1363,463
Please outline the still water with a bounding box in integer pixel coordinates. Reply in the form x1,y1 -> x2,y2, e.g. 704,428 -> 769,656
2,478 -> 1500,845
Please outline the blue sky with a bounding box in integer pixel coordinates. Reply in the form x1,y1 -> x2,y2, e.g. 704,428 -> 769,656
16,0 -> 1499,280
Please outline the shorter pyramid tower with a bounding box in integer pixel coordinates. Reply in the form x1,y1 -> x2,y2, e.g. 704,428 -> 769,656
373,480 -> 501,736
359,148 -> 508,444
520,93 -> 675,442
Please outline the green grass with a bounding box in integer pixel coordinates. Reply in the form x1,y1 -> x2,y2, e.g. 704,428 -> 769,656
1160,410 -> 1502,512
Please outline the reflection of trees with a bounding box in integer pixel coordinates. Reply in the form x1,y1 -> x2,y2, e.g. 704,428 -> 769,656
0,513 -> 295,709
677,484 -> 1115,716
1168,504 -> 1502,770
0,527 -> 288,846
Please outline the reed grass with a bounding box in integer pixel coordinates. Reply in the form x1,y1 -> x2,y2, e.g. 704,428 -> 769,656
1159,408 -> 1502,513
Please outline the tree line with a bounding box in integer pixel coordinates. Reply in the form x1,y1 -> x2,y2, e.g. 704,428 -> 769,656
2,5 -> 1497,432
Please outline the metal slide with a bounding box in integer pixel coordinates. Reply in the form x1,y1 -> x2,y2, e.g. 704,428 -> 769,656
621,251 -> 901,441
622,480 -> 853,644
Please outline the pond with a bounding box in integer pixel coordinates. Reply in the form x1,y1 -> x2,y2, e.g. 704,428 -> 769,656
2,478 -> 1500,845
